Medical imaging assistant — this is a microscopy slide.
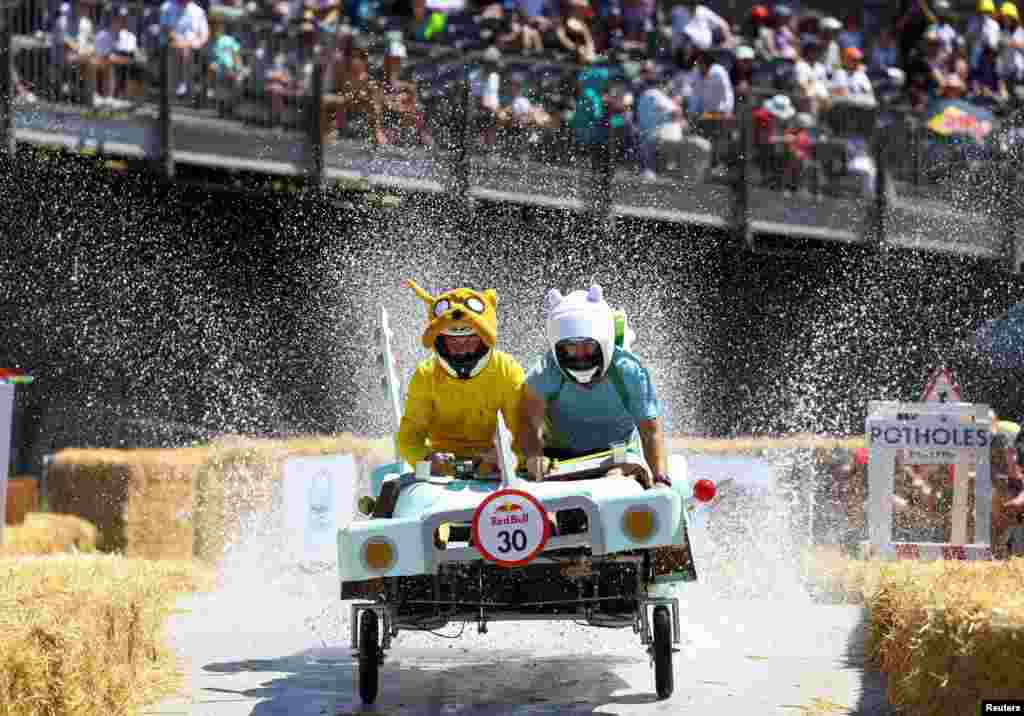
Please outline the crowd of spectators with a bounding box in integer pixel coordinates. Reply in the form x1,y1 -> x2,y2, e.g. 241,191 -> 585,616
9,0 -> 1024,191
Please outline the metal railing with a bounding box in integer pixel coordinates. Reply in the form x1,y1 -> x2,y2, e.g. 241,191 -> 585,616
1,0 -> 1021,262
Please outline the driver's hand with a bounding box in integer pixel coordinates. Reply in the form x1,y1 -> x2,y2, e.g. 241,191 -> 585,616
526,456 -> 549,482
428,452 -> 455,476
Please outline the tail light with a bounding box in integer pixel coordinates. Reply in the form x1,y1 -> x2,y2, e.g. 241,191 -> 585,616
693,479 -> 716,503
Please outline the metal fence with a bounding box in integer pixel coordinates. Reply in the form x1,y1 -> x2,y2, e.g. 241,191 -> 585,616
1,0 -> 1022,261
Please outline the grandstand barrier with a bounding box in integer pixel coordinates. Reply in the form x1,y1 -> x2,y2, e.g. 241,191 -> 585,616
0,0 -> 1021,261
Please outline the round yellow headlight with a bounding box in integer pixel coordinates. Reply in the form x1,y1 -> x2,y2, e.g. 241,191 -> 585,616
363,539 -> 395,571
622,508 -> 656,543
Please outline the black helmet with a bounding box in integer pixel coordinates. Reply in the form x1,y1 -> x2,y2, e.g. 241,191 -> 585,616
434,326 -> 491,379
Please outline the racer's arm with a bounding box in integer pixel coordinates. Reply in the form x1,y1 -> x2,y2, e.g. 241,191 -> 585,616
638,417 -> 668,486
520,384 -> 549,480
396,366 -> 434,466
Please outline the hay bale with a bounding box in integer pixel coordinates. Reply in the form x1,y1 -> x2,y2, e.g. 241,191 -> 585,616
48,450 -> 136,553
193,434 -> 391,564
5,476 -> 39,525
0,513 -> 99,556
123,449 -> 206,561
0,555 -> 214,716
47,448 -> 206,560
802,549 -> 1024,714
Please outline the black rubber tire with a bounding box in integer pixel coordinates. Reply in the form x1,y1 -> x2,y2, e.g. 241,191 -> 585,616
652,605 -> 674,699
358,610 -> 381,704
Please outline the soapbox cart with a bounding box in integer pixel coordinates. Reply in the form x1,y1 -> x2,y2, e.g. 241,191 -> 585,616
339,409 -> 713,704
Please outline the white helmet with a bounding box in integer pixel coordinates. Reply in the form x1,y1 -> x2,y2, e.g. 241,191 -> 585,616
545,284 -> 615,384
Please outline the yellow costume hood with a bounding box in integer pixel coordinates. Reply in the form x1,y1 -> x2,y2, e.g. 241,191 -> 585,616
405,279 -> 498,350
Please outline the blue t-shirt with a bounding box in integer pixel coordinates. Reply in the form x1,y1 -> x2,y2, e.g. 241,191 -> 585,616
526,346 -> 659,452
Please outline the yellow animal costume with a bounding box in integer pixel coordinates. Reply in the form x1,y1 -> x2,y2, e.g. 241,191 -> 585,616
397,280 -> 526,467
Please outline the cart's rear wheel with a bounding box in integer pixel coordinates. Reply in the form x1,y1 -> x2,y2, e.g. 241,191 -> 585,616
358,610 -> 381,704
652,605 -> 673,699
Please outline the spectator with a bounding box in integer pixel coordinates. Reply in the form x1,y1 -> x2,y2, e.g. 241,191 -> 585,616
621,0 -> 653,44
332,37 -> 386,144
998,2 -> 1024,90
207,13 -> 245,115
497,73 -> 555,154
635,60 -> 684,179
160,0 -> 211,98
966,0 -> 1001,69
557,0 -> 597,63
752,93 -> 794,185
896,0 -> 938,69
932,0 -> 958,55
675,48 -> 734,117
769,4 -> 798,61
971,41 -> 1010,103
820,16 -> 842,74
1006,512 -> 1024,557
781,110 -> 814,193
837,12 -> 863,53
870,29 -> 899,74
379,42 -> 433,146
470,46 -> 504,153
670,0 -> 732,54
923,28 -> 951,94
499,8 -> 544,51
50,1 -> 97,102
831,47 -> 875,105
793,36 -> 830,115
731,44 -> 755,101
745,4 -> 770,46
845,134 -> 877,198
94,6 -> 142,109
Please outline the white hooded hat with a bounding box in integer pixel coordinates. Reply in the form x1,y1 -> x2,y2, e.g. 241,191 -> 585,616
545,284 -> 615,383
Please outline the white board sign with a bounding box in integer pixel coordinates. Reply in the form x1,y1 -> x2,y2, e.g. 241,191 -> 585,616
865,401 -> 992,553
0,383 -> 12,545
282,454 -> 357,563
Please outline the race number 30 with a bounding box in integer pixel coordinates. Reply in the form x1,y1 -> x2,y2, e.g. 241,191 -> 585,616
471,489 -> 551,567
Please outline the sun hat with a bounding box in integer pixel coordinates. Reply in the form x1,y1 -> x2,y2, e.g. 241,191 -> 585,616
764,94 -> 795,120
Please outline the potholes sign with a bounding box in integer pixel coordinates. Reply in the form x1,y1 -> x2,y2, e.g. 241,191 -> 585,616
472,489 -> 551,567
868,416 -> 992,453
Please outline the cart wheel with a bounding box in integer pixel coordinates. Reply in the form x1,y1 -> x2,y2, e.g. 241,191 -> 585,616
358,610 -> 381,704
652,605 -> 673,699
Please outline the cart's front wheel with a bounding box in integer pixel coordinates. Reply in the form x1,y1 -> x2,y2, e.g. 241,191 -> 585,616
358,610 -> 381,704
652,605 -> 673,699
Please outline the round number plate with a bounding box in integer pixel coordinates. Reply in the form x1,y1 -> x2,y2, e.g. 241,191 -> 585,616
471,489 -> 551,567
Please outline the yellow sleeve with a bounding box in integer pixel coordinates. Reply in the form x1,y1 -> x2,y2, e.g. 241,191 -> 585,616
499,355 -> 527,460
397,362 -> 434,466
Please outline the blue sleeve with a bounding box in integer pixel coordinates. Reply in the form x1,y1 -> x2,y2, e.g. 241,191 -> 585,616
627,363 -> 660,422
526,354 -> 560,399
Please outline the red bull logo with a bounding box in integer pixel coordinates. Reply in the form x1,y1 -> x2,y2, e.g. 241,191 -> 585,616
490,502 -> 528,527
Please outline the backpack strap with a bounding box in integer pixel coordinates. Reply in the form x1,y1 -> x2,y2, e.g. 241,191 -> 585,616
604,359 -> 632,417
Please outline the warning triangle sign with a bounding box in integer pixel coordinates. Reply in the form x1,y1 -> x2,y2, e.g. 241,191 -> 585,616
921,367 -> 962,403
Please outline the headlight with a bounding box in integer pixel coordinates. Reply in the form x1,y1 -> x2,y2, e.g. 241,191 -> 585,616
362,538 -> 396,572
622,507 -> 657,543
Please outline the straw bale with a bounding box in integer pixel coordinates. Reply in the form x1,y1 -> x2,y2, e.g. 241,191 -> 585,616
802,549 -> 1024,714
4,477 -> 39,526
48,450 -> 137,553
47,449 -> 205,559
193,433 -> 391,564
0,513 -> 99,557
0,554 -> 214,716
121,449 -> 207,561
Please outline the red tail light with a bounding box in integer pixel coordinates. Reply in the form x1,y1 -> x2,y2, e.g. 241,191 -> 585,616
693,478 -> 716,503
